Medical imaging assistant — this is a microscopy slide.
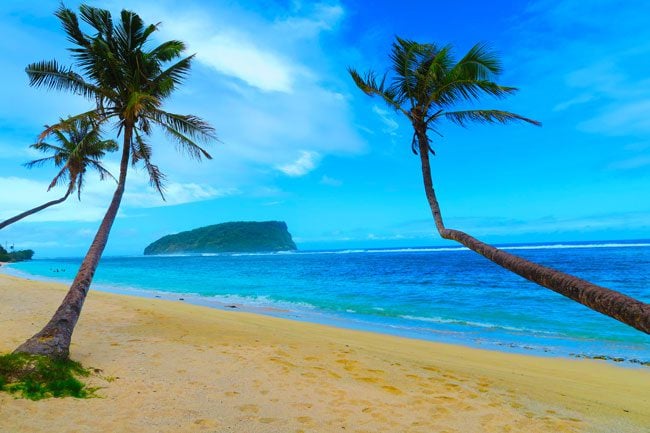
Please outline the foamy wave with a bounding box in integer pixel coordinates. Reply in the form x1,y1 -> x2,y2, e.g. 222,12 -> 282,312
208,293 -> 317,311
230,251 -> 297,257
399,315 -> 558,335
501,242 -> 650,251
136,241 -> 650,258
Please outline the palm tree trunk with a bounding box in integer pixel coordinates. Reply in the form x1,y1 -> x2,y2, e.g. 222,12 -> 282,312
415,130 -> 650,334
0,188 -> 73,230
14,127 -> 133,359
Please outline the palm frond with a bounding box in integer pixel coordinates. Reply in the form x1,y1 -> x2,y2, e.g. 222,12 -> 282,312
125,91 -> 161,120
55,5 -> 89,47
79,5 -> 113,36
48,165 -> 70,191
150,111 -> 216,145
23,156 -> 56,169
36,110 -> 107,143
433,80 -> 518,107
454,43 -> 502,79
348,68 -> 407,116
157,122 -> 213,161
75,171 -> 84,199
26,60 -> 100,99
388,37 -> 420,104
415,44 -> 453,103
151,55 -> 194,95
445,109 -> 542,127
133,130 -> 166,198
86,160 -> 117,183
150,40 -> 186,62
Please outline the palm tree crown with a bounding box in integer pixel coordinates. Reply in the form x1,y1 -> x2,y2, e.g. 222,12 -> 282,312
26,4 -> 216,196
349,37 -> 540,155
26,116 -> 117,199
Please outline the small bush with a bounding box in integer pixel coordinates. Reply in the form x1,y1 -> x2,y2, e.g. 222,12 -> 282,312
0,353 -> 94,400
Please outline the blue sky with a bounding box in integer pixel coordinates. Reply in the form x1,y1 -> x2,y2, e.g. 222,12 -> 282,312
1,0 -> 649,257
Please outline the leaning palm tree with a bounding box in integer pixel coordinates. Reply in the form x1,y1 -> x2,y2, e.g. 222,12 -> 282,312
15,4 -> 216,359
349,37 -> 649,333
0,116 -> 117,231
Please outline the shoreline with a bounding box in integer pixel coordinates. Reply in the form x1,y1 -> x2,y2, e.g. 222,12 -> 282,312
3,263 -> 648,366
1,272 -> 649,432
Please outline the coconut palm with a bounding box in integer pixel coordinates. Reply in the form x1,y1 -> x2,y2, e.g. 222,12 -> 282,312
349,37 -> 649,333
15,4 -> 216,359
0,117 -> 117,231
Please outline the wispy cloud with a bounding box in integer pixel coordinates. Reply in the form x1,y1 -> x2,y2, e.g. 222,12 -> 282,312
161,18 -> 297,93
274,3 -> 344,38
277,150 -> 320,177
372,105 -> 399,135
0,168 -> 234,223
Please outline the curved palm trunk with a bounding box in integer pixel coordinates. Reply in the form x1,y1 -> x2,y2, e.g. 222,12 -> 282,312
14,128 -> 132,359
0,188 -> 73,230
415,130 -> 650,334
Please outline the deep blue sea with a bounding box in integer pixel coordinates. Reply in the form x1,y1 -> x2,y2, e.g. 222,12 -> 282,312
3,240 -> 649,364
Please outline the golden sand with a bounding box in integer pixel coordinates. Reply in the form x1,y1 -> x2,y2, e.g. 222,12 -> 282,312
0,273 -> 648,432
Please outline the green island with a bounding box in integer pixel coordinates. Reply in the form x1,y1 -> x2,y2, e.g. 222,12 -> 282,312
0,245 -> 34,263
143,221 -> 297,255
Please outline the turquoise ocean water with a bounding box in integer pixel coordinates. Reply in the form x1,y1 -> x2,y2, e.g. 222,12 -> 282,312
3,240 -> 649,364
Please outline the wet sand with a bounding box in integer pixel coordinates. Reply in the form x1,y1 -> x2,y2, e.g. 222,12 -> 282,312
0,273 -> 648,432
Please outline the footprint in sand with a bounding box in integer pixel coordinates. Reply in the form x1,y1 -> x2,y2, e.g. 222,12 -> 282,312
237,404 -> 259,414
335,359 -> 359,371
296,416 -> 314,425
355,376 -> 380,384
193,418 -> 219,428
381,385 -> 402,395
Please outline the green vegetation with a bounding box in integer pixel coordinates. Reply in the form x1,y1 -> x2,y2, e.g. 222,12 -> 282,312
0,245 -> 34,262
144,221 -> 297,255
0,353 -> 94,400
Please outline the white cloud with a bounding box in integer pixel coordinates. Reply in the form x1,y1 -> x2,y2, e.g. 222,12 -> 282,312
372,105 -> 399,135
0,169 -> 233,224
277,150 -> 320,177
276,4 -> 344,38
175,26 -> 296,93
0,0 -> 366,244
120,0 -> 365,186
133,3 -> 341,93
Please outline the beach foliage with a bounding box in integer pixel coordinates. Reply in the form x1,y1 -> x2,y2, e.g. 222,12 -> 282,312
349,37 -> 650,333
0,353 -> 94,400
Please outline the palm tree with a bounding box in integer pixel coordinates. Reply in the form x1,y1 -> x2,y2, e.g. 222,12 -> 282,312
0,117 -> 117,231
14,5 -> 216,359
349,37 -> 649,334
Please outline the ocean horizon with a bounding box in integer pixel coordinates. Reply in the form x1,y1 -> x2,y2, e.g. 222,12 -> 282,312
4,238 -> 649,365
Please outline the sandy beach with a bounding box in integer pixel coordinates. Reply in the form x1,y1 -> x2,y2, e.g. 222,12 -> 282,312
0,273 -> 648,432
